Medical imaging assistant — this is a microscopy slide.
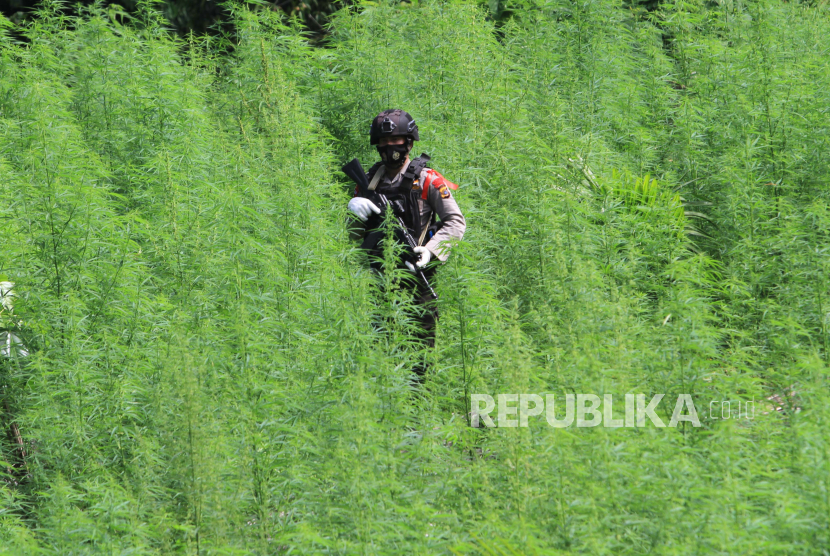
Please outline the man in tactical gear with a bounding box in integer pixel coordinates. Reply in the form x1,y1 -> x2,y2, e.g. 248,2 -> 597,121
347,109 -> 466,377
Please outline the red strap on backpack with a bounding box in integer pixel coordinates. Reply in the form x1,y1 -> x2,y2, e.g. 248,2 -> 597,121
421,170 -> 458,200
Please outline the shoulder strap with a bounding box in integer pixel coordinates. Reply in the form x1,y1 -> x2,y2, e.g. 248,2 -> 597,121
366,162 -> 384,192
417,220 -> 430,247
404,154 -> 430,183
400,154 -> 429,199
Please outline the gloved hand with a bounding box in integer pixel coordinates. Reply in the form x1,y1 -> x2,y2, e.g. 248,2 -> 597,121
405,246 -> 432,274
413,246 -> 431,268
348,197 -> 381,222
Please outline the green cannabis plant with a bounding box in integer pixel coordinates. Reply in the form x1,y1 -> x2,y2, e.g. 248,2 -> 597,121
0,0 -> 829,552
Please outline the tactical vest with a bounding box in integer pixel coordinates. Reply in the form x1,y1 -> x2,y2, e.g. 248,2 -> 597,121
360,154 -> 435,257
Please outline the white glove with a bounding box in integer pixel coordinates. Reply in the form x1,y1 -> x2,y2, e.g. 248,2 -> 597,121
348,197 -> 381,222
413,246 -> 431,268
405,248 -> 431,275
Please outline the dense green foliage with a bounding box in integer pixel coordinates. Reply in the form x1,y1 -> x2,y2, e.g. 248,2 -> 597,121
1,0 -> 829,553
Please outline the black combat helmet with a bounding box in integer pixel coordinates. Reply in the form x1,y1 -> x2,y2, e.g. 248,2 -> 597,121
370,109 -> 419,145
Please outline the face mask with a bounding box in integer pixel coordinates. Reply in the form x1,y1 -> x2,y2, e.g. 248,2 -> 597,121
377,143 -> 409,168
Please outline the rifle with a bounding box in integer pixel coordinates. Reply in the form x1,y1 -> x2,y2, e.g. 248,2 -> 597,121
342,158 -> 438,300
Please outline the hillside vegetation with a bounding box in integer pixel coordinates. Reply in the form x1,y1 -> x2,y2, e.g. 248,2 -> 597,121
1,0 -> 829,553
